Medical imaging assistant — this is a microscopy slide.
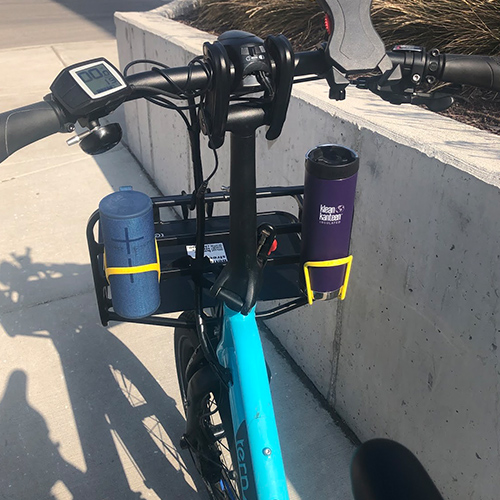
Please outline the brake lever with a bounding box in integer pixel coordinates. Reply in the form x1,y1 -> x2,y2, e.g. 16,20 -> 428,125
355,75 -> 460,111
410,92 -> 455,112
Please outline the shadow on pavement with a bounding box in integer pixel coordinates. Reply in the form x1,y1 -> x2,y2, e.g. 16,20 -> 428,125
0,249 -> 200,499
0,370 -> 87,499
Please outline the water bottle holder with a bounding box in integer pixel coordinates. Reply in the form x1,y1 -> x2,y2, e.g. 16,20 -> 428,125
303,255 -> 353,305
86,186 -> 307,327
103,240 -> 161,283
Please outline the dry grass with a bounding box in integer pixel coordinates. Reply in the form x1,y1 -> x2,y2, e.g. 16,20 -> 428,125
372,0 -> 500,55
182,0 -> 500,54
180,0 -> 325,50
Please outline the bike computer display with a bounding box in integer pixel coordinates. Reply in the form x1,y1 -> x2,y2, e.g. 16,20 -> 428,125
50,58 -> 130,118
69,60 -> 127,98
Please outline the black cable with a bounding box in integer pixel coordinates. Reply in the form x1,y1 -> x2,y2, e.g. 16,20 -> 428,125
123,59 -> 170,77
231,96 -> 271,104
145,96 -> 191,129
124,57 -> 212,101
140,92 -> 198,110
152,57 -> 212,99
205,149 -> 219,184
188,56 -> 213,94
193,90 -> 219,191
256,70 -> 275,99
152,66 -> 189,97
124,56 -> 217,200
293,75 -> 329,84
129,84 -> 198,102
195,149 -> 220,200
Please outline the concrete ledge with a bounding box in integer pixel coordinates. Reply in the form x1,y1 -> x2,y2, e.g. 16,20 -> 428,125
115,11 -> 500,500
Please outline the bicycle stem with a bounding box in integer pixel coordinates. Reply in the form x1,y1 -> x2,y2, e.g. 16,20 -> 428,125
211,104 -> 269,314
228,131 -> 257,275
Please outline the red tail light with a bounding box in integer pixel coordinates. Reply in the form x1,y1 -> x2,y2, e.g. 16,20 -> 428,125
324,14 -> 332,36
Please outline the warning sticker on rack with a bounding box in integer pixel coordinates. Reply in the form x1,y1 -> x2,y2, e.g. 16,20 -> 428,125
186,243 -> 228,263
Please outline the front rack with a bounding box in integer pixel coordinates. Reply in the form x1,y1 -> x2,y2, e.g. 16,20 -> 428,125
87,186 -> 308,328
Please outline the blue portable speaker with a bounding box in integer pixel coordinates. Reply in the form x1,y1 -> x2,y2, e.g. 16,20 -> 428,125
99,187 -> 160,319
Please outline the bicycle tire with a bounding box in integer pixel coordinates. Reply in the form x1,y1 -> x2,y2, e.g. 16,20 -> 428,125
174,311 -> 240,500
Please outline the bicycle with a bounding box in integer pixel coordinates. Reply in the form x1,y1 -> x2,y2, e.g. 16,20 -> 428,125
1,0 -> 499,498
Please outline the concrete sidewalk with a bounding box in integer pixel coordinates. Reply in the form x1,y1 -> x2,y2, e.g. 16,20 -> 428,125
0,39 -> 356,499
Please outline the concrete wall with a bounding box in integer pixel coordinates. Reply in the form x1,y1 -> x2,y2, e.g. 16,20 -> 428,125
115,10 -> 500,500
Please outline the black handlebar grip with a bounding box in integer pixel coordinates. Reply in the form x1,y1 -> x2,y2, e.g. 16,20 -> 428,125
0,100 -> 63,164
440,54 -> 500,91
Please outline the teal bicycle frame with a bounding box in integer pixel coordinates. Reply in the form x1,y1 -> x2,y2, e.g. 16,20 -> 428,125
217,305 -> 289,500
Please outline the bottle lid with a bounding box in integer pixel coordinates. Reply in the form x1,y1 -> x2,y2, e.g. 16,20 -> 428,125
305,144 -> 359,180
99,189 -> 152,220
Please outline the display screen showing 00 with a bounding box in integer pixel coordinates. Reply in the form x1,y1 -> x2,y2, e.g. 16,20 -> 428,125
75,63 -> 122,96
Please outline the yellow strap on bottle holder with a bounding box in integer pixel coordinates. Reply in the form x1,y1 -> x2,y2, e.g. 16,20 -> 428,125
303,255 -> 353,305
104,240 -> 161,283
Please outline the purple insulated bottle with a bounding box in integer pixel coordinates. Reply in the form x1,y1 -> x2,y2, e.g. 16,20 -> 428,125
300,144 -> 359,301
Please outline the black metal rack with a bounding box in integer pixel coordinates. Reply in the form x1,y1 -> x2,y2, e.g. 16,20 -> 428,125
87,186 -> 307,328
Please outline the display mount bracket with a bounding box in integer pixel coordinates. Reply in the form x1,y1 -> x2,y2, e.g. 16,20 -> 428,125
317,0 -> 392,74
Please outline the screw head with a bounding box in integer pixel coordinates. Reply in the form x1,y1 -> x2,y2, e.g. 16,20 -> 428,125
428,61 -> 439,72
412,73 -> 421,82
263,447 -> 272,456
180,435 -> 189,450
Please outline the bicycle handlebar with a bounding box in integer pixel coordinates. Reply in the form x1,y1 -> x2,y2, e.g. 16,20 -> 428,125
0,46 -> 499,164
440,54 -> 500,91
0,49 -> 328,163
125,49 -> 329,97
0,100 -> 65,163
388,49 -> 500,92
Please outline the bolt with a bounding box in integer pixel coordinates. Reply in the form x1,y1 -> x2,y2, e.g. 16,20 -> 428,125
180,435 -> 189,450
412,73 -> 421,82
430,48 -> 440,57
263,447 -> 272,456
426,76 -> 437,84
